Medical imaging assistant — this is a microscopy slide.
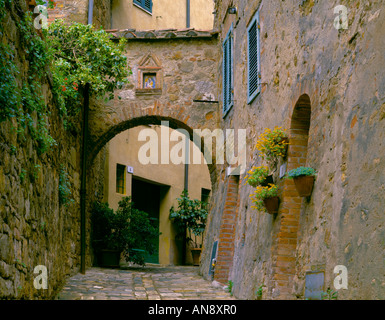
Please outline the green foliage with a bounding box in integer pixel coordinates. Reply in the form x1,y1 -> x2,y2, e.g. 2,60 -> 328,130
58,166 -> 74,207
31,164 -> 41,181
0,9 -> 56,155
91,197 -> 159,266
226,280 -> 234,296
287,166 -> 316,178
249,183 -> 278,211
169,190 -> 208,248
45,20 -> 130,118
244,165 -> 269,187
19,169 -> 27,184
256,284 -> 265,299
0,5 -> 130,156
36,0 -> 56,9
321,288 -> 338,300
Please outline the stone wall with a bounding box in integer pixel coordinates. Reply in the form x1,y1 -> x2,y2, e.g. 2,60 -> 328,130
47,0 -> 111,28
86,31 -> 221,172
200,0 -> 385,300
0,0 -> 104,299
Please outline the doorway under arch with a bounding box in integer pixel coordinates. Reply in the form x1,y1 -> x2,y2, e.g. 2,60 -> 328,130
86,116 -> 218,268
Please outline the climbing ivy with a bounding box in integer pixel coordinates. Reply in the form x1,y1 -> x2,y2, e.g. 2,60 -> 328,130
59,166 -> 74,207
45,20 -> 130,120
0,3 -> 56,155
0,2 -> 130,155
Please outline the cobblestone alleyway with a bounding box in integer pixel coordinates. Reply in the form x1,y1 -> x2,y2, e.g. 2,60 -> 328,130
56,266 -> 236,300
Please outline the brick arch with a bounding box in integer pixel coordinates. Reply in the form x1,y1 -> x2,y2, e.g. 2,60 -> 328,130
87,99 -> 220,185
272,94 -> 312,299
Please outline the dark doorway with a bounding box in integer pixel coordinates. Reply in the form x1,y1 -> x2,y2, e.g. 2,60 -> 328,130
131,177 -> 160,264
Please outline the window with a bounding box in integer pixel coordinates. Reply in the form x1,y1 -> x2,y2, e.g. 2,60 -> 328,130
247,11 -> 261,103
133,0 -> 152,14
222,24 -> 234,115
201,188 -> 210,210
116,164 -> 126,194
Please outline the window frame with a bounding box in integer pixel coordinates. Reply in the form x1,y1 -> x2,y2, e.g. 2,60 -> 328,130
133,0 -> 153,14
247,10 -> 261,104
222,24 -> 234,117
116,164 -> 126,194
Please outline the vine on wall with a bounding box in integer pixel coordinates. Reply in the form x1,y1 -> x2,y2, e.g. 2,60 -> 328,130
0,1 -> 130,156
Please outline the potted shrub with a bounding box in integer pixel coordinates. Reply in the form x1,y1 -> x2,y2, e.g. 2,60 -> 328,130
250,184 -> 279,214
91,201 -> 121,267
91,197 -> 159,268
169,190 -> 208,266
254,127 -> 289,166
287,166 -> 316,197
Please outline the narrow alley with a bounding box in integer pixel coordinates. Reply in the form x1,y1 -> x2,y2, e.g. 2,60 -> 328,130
56,266 -> 236,300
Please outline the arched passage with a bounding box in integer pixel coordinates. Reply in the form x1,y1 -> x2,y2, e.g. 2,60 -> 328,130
85,115 -> 220,267
272,94 -> 312,299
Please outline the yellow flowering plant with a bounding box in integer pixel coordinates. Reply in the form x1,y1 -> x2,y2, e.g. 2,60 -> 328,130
255,127 -> 289,163
249,184 -> 278,211
244,166 -> 269,187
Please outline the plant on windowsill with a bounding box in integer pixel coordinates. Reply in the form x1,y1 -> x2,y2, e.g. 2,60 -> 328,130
169,190 -> 208,266
254,127 -> 289,167
287,166 -> 316,197
91,197 -> 159,268
250,183 -> 279,214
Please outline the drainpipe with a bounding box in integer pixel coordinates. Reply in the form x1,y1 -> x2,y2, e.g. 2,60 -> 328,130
88,0 -> 94,24
182,134 -> 189,265
80,83 -> 90,274
186,0 -> 190,28
184,133 -> 189,192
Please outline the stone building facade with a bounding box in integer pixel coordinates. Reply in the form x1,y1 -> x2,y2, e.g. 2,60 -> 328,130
200,0 -> 385,300
3,0 -> 385,300
0,0 -> 105,299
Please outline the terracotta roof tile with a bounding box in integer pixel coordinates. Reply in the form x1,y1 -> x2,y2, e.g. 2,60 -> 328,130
105,28 -> 219,40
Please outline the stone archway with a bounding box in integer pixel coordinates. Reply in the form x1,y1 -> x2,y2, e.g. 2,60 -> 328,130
87,99 -> 219,184
272,94 -> 311,299
83,97 -> 221,268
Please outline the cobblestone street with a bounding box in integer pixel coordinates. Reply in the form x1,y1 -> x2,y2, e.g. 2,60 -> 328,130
56,266 -> 236,300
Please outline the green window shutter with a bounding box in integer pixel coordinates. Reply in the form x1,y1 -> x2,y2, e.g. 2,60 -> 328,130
133,0 -> 152,13
247,11 -> 261,104
223,25 -> 234,115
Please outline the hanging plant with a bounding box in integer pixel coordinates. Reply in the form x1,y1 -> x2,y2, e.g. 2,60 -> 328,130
249,183 -> 279,213
287,166 -> 316,197
244,165 -> 270,187
254,127 -> 289,165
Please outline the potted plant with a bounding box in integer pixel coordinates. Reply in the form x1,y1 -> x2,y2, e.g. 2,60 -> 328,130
287,166 -> 316,197
169,190 -> 208,266
91,197 -> 159,268
91,201 -> 121,267
250,184 -> 279,214
254,127 -> 289,166
244,165 -> 273,187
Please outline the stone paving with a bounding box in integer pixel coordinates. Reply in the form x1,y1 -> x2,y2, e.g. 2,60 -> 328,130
56,265 -> 236,300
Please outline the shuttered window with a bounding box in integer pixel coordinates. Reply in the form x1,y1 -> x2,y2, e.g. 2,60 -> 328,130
222,25 -> 233,115
247,11 -> 261,104
133,0 -> 152,13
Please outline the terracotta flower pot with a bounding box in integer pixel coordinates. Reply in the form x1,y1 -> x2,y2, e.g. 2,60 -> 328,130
263,196 -> 280,214
293,175 -> 315,197
191,248 -> 202,266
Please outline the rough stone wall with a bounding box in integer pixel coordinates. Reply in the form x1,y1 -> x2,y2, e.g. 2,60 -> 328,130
87,35 -> 221,170
201,0 -> 385,300
0,0 -> 104,299
47,0 -> 89,24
